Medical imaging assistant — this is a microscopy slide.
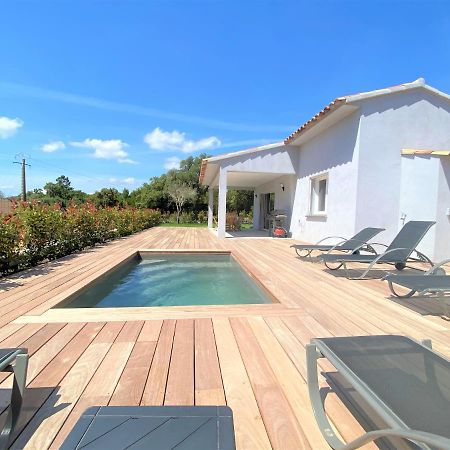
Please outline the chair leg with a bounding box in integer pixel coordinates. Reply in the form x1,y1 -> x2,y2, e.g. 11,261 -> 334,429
306,344 -> 346,450
0,354 -> 28,450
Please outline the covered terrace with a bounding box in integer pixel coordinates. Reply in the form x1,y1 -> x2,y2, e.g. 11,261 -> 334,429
199,142 -> 298,238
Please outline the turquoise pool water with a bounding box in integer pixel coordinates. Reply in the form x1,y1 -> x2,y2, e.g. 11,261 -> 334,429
58,253 -> 272,308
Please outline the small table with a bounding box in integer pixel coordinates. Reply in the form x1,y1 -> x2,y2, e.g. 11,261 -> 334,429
61,406 -> 236,450
0,348 -> 28,450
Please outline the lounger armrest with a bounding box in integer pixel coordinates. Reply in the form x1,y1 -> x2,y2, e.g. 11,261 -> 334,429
315,236 -> 347,245
326,239 -> 379,254
349,248 -> 413,280
364,242 -> 389,250
425,258 -> 450,275
290,236 -> 347,249
341,428 -> 450,450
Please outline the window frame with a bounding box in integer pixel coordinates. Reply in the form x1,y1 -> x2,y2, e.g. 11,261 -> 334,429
308,174 -> 328,216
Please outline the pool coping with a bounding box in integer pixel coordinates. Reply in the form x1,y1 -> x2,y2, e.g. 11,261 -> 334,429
37,248 -> 280,316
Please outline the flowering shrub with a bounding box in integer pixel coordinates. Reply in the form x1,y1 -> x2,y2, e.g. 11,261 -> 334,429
0,202 -> 161,275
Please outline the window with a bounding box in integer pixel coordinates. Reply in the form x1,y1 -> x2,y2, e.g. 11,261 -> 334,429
309,175 -> 328,215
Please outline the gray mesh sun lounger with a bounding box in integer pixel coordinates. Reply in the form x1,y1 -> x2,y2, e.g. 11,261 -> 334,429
291,227 -> 385,257
320,221 -> 435,279
0,348 -> 28,450
61,406 -> 236,450
384,258 -> 450,315
307,335 -> 450,449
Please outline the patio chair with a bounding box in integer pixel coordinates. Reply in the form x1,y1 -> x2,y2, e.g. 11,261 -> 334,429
383,258 -> 450,315
320,221 -> 435,279
290,227 -> 385,257
0,348 -> 28,450
307,335 -> 450,449
61,406 -> 236,450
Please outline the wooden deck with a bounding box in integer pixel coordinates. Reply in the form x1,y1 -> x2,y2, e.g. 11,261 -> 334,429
1,227 -> 449,449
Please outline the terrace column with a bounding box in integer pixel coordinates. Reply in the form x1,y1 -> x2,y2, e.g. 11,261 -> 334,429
207,188 -> 214,228
217,167 -> 227,239
252,192 -> 260,230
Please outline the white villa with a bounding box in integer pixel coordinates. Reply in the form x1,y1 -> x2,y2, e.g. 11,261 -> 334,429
200,78 -> 450,261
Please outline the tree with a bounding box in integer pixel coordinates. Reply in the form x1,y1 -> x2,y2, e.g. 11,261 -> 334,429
90,188 -> 123,208
44,175 -> 74,200
0,190 -> 4,199
166,180 -> 197,223
227,190 -> 254,214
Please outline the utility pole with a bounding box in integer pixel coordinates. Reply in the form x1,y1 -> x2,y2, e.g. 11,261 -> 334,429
13,157 -> 31,201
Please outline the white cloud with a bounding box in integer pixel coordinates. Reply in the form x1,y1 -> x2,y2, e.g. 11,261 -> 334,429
41,140 -> 66,152
0,116 -> 23,139
108,177 -> 136,185
144,127 -> 221,153
164,156 -> 181,170
70,138 -> 137,164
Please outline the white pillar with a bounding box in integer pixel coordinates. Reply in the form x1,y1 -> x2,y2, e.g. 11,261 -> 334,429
252,192 -> 260,230
217,167 -> 227,239
207,188 -> 214,228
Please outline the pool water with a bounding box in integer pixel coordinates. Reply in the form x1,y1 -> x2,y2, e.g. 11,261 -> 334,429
58,253 -> 272,308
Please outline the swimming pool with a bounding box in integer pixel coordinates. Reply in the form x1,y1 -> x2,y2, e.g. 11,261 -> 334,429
56,252 -> 273,308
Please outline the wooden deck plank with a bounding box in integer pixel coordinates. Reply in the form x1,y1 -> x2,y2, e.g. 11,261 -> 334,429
230,317 -> 311,450
194,318 -> 225,405
213,317 -> 272,450
109,341 -> 156,406
141,320 -> 176,406
246,316 -> 329,449
164,319 -> 194,405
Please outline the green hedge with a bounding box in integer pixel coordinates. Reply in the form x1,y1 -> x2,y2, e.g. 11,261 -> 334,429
0,202 -> 161,275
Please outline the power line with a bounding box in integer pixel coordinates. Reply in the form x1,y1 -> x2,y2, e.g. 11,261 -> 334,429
27,156 -> 107,184
13,157 -> 31,201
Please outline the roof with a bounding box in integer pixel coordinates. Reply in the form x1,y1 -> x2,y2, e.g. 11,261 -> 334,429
284,78 -> 450,145
199,142 -> 284,184
200,78 -> 450,184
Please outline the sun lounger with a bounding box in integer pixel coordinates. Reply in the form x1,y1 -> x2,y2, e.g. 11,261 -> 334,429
320,221 -> 435,279
384,258 -> 450,315
0,348 -> 28,450
291,227 -> 385,257
307,335 -> 450,449
61,406 -> 236,450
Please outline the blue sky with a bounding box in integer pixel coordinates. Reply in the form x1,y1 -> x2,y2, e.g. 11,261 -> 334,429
1,0 -> 449,196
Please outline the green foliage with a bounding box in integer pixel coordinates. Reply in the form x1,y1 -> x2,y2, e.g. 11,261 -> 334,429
128,154 -> 209,214
0,202 -> 161,275
27,176 -> 87,205
90,188 -> 124,208
226,190 -> 254,213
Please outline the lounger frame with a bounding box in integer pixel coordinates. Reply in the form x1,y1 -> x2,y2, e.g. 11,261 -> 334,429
0,349 -> 28,450
334,245 -> 434,280
306,338 -> 450,450
385,258 -> 450,315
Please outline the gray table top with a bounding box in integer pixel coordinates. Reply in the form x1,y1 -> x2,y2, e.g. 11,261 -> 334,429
61,406 -> 236,450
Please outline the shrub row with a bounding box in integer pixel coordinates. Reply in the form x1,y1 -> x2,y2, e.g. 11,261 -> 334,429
0,202 -> 161,275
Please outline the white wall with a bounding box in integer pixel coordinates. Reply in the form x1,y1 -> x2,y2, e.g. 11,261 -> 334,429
254,174 -> 297,230
289,111 -> 361,243
436,157 -> 450,261
355,88 -> 450,260
218,145 -> 298,175
398,155 -> 439,258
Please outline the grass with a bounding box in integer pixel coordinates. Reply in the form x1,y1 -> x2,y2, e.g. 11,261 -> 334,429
158,222 -> 208,228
